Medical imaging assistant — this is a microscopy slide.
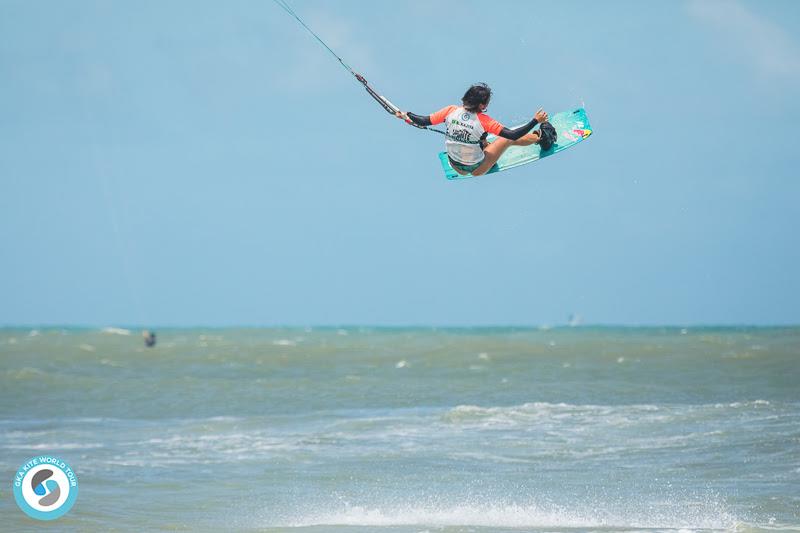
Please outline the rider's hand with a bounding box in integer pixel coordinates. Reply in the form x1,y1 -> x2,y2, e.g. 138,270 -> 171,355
395,111 -> 411,123
535,109 -> 549,123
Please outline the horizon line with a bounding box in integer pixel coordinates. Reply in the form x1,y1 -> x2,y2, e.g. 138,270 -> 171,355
1,323 -> 799,330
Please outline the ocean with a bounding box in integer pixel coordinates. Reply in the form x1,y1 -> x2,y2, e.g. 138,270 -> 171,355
1,327 -> 798,532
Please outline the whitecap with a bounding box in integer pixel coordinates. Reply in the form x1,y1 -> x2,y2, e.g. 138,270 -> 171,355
273,339 -> 297,346
285,498 -> 738,530
102,327 -> 131,336
4,442 -> 104,450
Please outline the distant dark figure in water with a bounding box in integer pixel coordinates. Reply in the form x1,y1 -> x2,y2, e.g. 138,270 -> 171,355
143,330 -> 156,348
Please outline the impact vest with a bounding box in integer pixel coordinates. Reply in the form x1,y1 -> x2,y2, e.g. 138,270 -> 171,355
444,107 -> 486,165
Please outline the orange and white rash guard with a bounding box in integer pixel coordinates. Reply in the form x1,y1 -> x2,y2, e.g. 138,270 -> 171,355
429,105 -> 504,165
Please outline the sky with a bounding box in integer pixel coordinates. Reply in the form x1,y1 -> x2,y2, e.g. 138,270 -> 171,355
1,0 -> 799,327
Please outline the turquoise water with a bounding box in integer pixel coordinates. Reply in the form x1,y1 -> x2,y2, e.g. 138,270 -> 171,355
1,327 -> 798,532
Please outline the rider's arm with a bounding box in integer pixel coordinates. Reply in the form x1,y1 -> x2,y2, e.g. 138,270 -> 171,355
480,110 -> 548,141
398,105 -> 457,127
406,112 -> 432,127
497,117 -> 539,141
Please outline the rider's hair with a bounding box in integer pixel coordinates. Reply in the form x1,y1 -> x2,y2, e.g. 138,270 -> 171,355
462,83 -> 492,112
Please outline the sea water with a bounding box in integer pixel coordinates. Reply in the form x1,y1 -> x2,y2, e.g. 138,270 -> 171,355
1,327 -> 798,532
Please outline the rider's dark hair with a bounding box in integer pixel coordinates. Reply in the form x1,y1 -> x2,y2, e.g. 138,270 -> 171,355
462,83 -> 492,112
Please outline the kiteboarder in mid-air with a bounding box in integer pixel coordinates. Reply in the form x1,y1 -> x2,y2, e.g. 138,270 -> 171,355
395,83 -> 557,176
274,0 -> 585,178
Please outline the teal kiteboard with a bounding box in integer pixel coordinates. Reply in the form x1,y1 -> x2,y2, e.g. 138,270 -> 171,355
438,107 -> 593,179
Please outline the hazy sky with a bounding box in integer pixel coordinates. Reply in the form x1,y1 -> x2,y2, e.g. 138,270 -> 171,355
1,0 -> 799,327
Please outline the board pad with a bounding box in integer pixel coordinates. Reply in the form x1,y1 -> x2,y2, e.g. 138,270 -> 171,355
438,107 -> 592,179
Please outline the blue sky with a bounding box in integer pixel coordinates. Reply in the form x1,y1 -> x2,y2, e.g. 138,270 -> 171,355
1,0 -> 798,327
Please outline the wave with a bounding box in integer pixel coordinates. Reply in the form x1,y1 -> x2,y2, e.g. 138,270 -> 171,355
3,442 -> 104,450
442,400 -> 778,427
101,327 -> 131,335
282,498 -> 740,530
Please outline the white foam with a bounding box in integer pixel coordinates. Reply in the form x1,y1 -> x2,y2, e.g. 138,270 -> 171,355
285,500 -> 738,530
715,400 -> 771,409
273,339 -> 297,346
102,327 -> 131,336
441,402 -> 676,432
3,442 -> 104,450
